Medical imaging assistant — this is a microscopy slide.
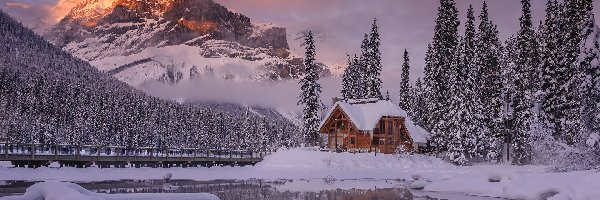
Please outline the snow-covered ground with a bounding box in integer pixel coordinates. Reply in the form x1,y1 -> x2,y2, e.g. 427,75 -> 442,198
1,148 -> 599,200
0,181 -> 218,200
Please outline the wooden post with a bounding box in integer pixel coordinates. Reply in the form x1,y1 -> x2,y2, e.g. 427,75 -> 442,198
54,144 -> 58,160
334,118 -> 338,152
31,142 -> 35,160
4,142 -> 8,160
76,145 -> 81,161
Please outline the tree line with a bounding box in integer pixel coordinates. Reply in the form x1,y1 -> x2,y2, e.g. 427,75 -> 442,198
403,0 -> 599,167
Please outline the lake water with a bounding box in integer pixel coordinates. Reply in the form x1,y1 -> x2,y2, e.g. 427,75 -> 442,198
0,179 -> 503,200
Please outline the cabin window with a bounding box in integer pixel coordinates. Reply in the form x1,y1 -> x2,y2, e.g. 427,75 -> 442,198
379,120 -> 385,134
388,122 -> 393,135
350,137 -> 355,145
337,120 -> 345,130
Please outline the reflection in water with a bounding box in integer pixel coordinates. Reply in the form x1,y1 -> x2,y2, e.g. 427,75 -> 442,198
0,179 -> 488,200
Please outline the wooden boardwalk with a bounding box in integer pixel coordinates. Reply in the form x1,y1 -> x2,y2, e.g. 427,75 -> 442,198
0,143 -> 268,168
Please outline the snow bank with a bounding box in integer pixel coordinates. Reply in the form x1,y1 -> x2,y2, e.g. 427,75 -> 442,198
257,148 -> 451,170
0,181 -> 220,200
422,168 -> 600,200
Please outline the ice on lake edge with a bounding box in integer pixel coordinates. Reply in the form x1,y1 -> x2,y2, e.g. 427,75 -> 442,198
0,181 -> 220,200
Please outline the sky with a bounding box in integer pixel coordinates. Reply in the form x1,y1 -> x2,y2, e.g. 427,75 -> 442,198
2,0 -> 600,108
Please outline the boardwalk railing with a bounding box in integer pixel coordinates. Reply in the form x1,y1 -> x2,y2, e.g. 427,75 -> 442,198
0,142 -> 271,168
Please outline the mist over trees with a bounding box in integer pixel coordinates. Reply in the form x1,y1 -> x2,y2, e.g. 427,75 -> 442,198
0,10 -> 300,151
408,0 -> 600,168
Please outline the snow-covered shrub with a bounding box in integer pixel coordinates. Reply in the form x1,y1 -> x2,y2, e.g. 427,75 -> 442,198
395,144 -> 412,158
411,174 -> 422,181
409,180 -> 428,190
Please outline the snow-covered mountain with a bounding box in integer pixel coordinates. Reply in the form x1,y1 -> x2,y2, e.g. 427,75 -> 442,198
45,0 -> 331,86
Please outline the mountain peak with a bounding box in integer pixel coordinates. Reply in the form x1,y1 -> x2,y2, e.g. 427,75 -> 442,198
45,0 -> 330,85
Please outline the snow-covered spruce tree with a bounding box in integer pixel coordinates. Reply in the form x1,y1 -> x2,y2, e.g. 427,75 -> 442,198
367,18 -> 383,99
298,31 -> 322,146
351,55 -> 363,99
456,5 -> 486,162
358,34 -> 370,99
573,1 -> 600,169
475,1 -> 503,161
540,0 -> 587,145
420,44 -> 433,130
424,0 -> 460,152
500,36 -> 518,154
445,35 -> 468,165
408,78 -> 427,127
444,4 -> 485,163
511,0 -> 539,165
341,54 -> 353,100
398,49 -> 411,111
564,0 -> 594,146
580,12 -> 600,156
539,0 -> 561,139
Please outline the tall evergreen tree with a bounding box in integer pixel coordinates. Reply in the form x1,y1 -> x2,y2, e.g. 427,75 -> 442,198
562,0 -> 593,145
351,55 -> 363,99
298,31 -> 322,146
367,18 -> 383,99
476,1 -> 503,161
511,0 -> 538,165
425,0 -> 460,151
579,5 -> 600,152
399,49 -> 411,111
408,78 -> 427,127
446,35 -> 467,165
341,54 -> 353,100
460,5 -> 486,161
445,4 -> 479,165
539,0 -> 561,137
358,34 -> 370,99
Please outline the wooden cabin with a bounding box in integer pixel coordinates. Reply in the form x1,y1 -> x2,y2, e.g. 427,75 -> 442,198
319,99 -> 429,154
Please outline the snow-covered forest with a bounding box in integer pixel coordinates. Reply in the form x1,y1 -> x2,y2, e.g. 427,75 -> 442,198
401,0 -> 600,168
0,10 -> 300,151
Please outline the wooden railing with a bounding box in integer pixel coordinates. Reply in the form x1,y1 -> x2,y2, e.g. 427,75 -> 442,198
0,142 -> 271,167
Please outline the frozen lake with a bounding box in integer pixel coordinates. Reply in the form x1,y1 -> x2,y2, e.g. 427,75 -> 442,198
0,179 -> 504,200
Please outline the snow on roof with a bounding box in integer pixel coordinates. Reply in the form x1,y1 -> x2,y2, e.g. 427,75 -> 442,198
404,117 -> 430,144
320,99 -> 430,144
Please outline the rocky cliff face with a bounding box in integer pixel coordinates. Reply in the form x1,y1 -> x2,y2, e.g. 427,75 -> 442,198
45,0 -> 330,85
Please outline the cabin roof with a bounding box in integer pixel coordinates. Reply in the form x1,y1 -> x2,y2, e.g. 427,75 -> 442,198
320,99 -> 430,143
404,119 -> 430,144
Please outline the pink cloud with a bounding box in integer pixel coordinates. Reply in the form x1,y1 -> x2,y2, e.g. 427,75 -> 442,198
5,2 -> 33,9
